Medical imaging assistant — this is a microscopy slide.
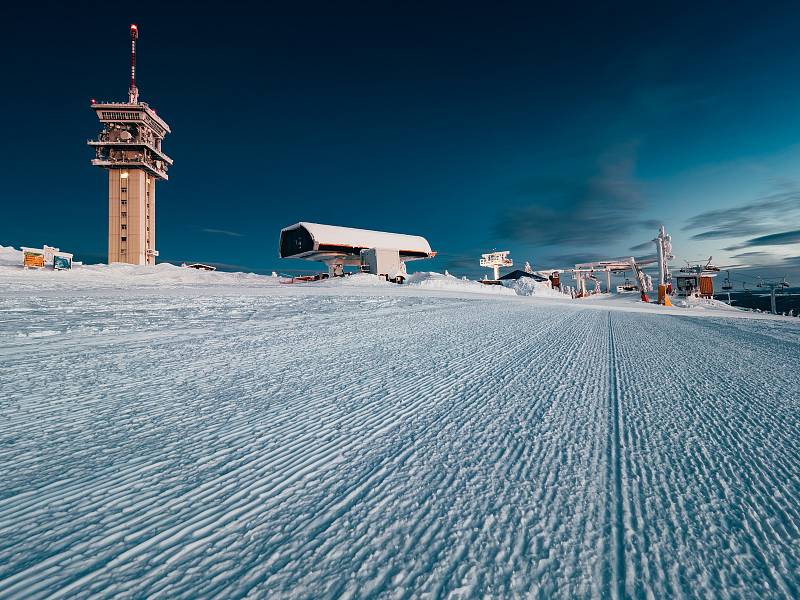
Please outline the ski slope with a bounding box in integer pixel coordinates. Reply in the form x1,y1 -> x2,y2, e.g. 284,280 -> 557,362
1,264 -> 799,598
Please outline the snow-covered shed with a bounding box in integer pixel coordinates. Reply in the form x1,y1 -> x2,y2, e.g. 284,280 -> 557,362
181,263 -> 216,271
498,270 -> 548,282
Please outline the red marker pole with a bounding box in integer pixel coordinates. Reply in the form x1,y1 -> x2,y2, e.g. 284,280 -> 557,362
129,24 -> 139,103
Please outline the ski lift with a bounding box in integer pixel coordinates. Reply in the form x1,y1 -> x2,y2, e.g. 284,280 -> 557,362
616,275 -> 638,293
722,270 -> 732,291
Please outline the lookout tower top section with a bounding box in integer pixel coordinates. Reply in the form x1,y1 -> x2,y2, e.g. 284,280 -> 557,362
88,24 -> 173,181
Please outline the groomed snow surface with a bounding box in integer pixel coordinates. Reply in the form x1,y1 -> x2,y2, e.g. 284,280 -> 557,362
1,253 -> 799,598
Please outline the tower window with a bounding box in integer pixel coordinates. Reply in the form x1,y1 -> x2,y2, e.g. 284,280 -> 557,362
121,212 -> 127,217
121,224 -> 127,230
121,200 -> 127,205
121,188 -> 127,193
121,237 -> 127,242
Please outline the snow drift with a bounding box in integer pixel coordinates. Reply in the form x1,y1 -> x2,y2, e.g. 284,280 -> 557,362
503,276 -> 565,298
406,271 -> 516,295
0,245 -> 22,266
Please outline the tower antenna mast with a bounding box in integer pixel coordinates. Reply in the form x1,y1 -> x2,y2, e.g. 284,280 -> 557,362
128,24 -> 139,104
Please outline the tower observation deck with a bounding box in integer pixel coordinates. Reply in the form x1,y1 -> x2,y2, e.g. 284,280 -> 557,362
88,24 -> 173,265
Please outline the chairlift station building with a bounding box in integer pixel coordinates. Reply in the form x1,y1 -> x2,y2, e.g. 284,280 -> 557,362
279,222 -> 435,279
88,25 -> 173,265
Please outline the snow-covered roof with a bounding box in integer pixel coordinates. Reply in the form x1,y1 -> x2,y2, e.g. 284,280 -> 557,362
279,223 -> 434,264
293,222 -> 432,255
498,270 -> 548,282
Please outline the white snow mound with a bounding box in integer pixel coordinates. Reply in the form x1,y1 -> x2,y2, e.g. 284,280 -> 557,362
319,273 -> 395,287
0,245 -> 23,266
406,271 -> 516,295
674,296 -> 740,311
0,246 -> 279,291
504,276 -> 565,298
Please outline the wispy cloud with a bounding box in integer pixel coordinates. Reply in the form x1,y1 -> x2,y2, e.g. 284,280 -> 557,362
724,229 -> 800,251
436,253 -> 480,272
683,186 -> 800,241
730,251 -> 777,261
724,255 -> 800,280
542,252 -> 612,266
201,228 -> 244,237
628,240 -> 653,252
782,255 -> 800,268
494,143 -> 658,249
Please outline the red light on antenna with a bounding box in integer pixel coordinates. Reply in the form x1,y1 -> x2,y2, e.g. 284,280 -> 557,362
131,24 -> 138,30
91,98 -> 96,104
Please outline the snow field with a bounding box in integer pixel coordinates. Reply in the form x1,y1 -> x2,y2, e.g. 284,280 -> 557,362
0,275 -> 799,598
609,313 -> 800,598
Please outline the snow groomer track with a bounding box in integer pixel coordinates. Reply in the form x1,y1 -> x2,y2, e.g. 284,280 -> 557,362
1,283 -> 799,598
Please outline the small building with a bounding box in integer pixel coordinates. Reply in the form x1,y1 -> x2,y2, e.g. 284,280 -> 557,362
181,263 -> 216,271
498,270 -> 548,282
675,271 -> 716,298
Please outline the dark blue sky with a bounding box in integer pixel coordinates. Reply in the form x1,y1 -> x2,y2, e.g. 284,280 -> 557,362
2,1 -> 800,279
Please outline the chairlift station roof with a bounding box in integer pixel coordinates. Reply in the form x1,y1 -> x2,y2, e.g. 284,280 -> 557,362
279,222 -> 434,264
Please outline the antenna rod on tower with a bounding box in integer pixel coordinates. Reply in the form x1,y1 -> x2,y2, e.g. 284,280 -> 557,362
128,24 -> 139,104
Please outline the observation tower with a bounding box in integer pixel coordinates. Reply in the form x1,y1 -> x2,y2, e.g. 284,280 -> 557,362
88,25 -> 173,265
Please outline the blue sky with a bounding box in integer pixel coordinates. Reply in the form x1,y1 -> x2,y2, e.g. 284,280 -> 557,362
1,1 -> 799,281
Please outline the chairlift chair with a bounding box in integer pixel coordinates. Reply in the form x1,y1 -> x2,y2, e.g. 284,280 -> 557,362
722,271 -> 732,291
